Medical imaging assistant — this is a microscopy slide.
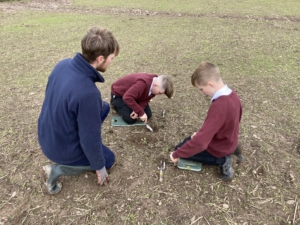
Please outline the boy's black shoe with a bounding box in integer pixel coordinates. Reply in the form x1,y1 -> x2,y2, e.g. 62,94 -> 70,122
234,144 -> 243,164
220,154 -> 236,181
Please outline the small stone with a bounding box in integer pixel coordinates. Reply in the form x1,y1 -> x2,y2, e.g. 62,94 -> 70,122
84,174 -> 88,178
223,204 -> 229,209
287,200 -> 295,205
191,216 -> 196,222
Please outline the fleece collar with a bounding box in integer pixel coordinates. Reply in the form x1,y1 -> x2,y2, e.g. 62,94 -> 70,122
71,53 -> 105,83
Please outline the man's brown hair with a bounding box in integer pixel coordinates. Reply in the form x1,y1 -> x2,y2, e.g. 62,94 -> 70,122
160,75 -> 174,99
191,62 -> 220,86
81,26 -> 120,63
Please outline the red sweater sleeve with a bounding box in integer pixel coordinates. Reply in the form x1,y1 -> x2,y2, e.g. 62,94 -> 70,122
123,80 -> 149,117
172,102 -> 226,159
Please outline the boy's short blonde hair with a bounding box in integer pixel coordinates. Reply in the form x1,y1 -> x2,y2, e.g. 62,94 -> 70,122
158,75 -> 174,98
191,62 -> 221,86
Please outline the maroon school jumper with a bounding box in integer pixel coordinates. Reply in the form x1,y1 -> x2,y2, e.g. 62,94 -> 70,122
111,73 -> 157,117
173,91 -> 242,159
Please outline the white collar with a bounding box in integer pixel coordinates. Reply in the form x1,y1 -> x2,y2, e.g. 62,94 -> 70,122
211,84 -> 232,102
149,78 -> 156,96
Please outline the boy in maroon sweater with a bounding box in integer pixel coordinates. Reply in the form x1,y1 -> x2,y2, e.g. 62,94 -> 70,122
170,62 -> 243,181
111,73 -> 173,124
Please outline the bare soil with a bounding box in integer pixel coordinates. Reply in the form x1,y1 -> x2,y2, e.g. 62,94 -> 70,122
0,0 -> 300,225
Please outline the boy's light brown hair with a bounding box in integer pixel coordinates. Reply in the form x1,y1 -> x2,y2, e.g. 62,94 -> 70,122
160,75 -> 174,99
191,62 -> 221,86
81,26 -> 120,63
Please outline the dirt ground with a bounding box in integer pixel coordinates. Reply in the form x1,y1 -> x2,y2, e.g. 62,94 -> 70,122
0,0 -> 300,225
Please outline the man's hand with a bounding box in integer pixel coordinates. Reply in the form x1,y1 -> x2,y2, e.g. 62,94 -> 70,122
170,152 -> 178,163
96,167 -> 109,186
130,111 -> 139,119
140,113 -> 148,123
191,132 -> 197,139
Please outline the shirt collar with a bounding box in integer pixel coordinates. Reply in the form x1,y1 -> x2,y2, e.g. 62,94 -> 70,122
149,77 -> 156,96
211,84 -> 232,102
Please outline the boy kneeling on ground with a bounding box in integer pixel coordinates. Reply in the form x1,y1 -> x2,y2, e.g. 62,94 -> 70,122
170,62 -> 243,181
111,73 -> 173,124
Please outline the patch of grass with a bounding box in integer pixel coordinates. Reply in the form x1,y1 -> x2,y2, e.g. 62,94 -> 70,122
1,1 -> 300,225
0,0 -> 26,2
73,0 -> 300,17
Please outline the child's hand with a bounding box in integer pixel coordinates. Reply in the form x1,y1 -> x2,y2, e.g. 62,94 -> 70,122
191,132 -> 197,139
130,111 -> 138,119
140,113 -> 148,123
170,152 -> 178,163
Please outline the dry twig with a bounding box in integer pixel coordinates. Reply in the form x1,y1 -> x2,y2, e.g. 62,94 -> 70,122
293,201 -> 298,225
21,205 -> 42,225
204,217 -> 210,225
191,216 -> 202,224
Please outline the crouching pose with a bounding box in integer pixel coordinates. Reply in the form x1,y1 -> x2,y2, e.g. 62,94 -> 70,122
170,62 -> 243,181
38,26 -> 120,194
111,73 -> 173,124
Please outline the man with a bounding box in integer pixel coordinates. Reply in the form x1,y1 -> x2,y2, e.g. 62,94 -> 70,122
38,26 -> 120,194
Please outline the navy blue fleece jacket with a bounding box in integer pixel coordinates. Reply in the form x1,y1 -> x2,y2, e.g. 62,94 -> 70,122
38,53 -> 106,170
